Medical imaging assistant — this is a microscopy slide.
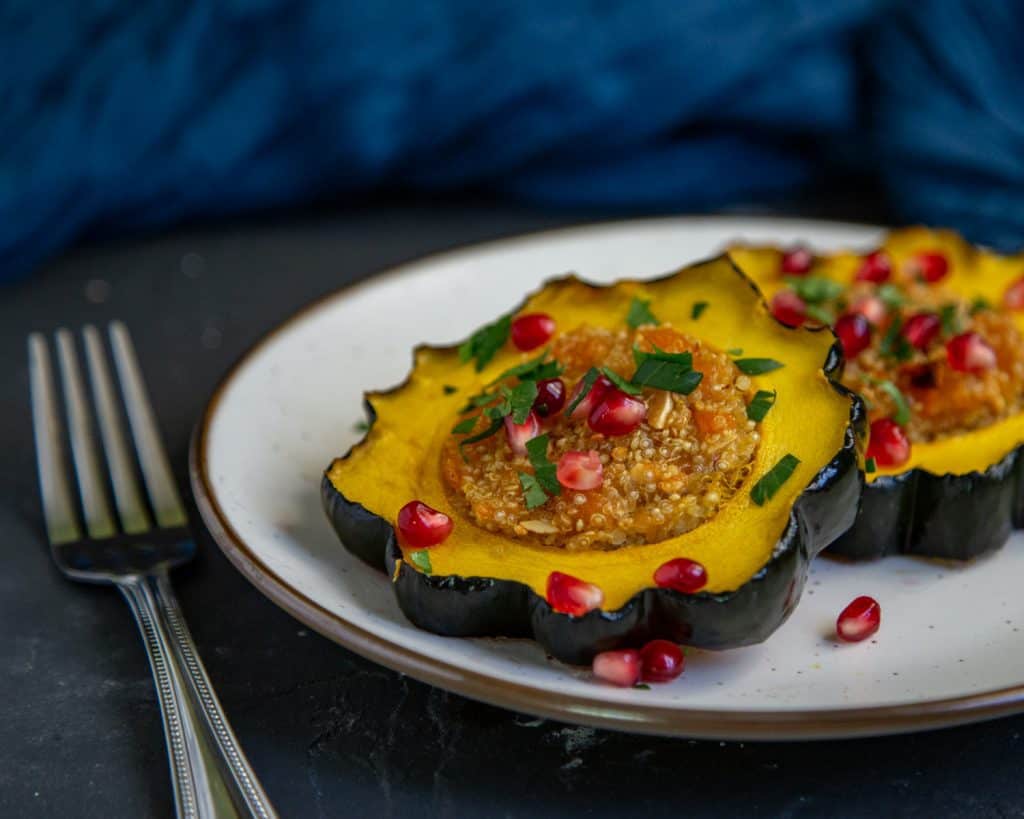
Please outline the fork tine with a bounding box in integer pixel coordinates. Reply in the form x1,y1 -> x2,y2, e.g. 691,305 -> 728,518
82,325 -> 152,534
108,322 -> 187,529
28,334 -> 83,545
54,329 -> 118,539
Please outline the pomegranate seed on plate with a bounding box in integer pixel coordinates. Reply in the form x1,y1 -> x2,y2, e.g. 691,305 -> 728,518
568,374 -> 614,420
504,411 -> 541,456
770,290 -> 807,327
592,649 -> 642,687
556,450 -> 604,490
908,251 -> 949,283
780,246 -> 814,275
834,313 -> 871,358
396,500 -> 453,549
1004,277 -> 1024,310
866,418 -> 911,468
639,639 -> 685,682
510,313 -> 556,351
588,389 -> 647,436
850,295 -> 887,325
901,312 -> 941,350
532,377 -> 566,417
855,251 -> 892,284
653,558 -> 708,594
946,332 -> 996,373
836,595 -> 881,642
546,571 -> 604,616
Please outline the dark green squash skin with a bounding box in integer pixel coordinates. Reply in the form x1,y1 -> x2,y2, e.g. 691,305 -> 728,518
321,347 -> 867,666
826,444 -> 1024,561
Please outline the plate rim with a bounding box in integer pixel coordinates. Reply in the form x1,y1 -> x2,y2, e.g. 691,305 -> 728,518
188,214 -> 1024,740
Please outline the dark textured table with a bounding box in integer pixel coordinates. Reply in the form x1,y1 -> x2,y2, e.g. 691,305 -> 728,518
3,201 -> 1024,818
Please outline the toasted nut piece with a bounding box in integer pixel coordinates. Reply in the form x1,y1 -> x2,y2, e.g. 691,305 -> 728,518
521,519 -> 560,534
647,389 -> 674,429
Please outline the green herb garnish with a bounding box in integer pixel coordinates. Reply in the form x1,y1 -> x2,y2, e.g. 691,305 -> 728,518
633,683 -> 651,690
785,276 -> 844,304
353,420 -> 370,433
451,417 -> 477,435
443,385 -> 458,395
970,296 -> 992,315
458,416 -> 504,457
691,301 -> 709,320
876,379 -> 911,426
865,457 -> 877,474
565,367 -> 600,415
878,284 -> 905,309
750,454 -> 801,506
746,390 -> 777,422
506,381 -> 539,424
518,473 -> 550,510
879,316 -> 913,362
489,348 -> 563,385
726,348 -> 744,356
805,303 -> 836,325
626,297 -> 659,328
632,349 -> 703,395
409,550 -> 432,574
526,435 -> 561,496
459,314 -> 512,371
939,303 -> 961,336
734,358 -> 785,375
602,367 -> 643,395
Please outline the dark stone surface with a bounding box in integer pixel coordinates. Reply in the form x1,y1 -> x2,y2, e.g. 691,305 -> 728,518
3,199 -> 1024,818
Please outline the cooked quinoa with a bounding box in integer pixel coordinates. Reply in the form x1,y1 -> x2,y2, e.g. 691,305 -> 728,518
441,325 -> 761,551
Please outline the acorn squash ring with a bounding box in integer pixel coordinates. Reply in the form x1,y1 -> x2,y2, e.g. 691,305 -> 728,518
322,256 -> 865,664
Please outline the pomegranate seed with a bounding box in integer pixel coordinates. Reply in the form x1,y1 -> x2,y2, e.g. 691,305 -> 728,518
639,640 -> 685,683
850,295 -> 887,325
532,378 -> 566,417
653,558 -> 708,594
556,450 -> 604,491
770,290 -> 807,327
907,251 -> 949,283
588,389 -> 647,436
946,332 -> 996,373
780,246 -> 814,275
510,313 -> 555,351
866,418 -> 911,468
901,312 -> 941,350
396,500 -> 453,549
855,251 -> 892,284
592,649 -> 642,687
546,571 -> 604,616
836,595 -> 881,642
1004,277 -> 1024,310
504,411 -> 541,456
568,374 -> 614,420
834,313 -> 871,358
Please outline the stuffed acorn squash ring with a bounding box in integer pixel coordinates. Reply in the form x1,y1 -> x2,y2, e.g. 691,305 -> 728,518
323,256 -> 864,664
731,228 -> 1024,561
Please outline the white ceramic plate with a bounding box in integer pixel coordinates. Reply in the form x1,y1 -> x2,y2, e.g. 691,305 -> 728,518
191,216 -> 1024,739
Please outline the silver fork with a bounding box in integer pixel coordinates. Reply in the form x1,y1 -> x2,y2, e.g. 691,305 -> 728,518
29,322 -> 278,819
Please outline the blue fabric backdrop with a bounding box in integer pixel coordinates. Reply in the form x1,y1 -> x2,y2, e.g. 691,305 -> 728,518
2,0 -> 1021,280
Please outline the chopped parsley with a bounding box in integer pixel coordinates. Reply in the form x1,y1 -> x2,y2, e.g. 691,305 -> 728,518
804,303 -> 836,325
631,348 -> 703,394
457,416 -> 504,458
526,435 -> 561,496
785,276 -> 844,304
408,550 -> 433,574
939,303 -> 961,336
726,348 -> 744,356
353,420 -> 370,433
875,379 -> 911,426
750,454 -> 801,506
865,457 -> 877,474
451,417 -> 477,434
970,296 -> 992,315
746,390 -> 777,423
626,297 -> 659,328
734,358 -> 785,375
565,367 -> 600,415
602,367 -> 642,395
518,473 -> 550,510
442,384 -> 458,395
691,301 -> 709,320
489,348 -> 563,385
505,381 -> 539,424
633,683 -> 651,690
879,316 -> 913,362
459,314 -> 512,371
878,284 -> 905,309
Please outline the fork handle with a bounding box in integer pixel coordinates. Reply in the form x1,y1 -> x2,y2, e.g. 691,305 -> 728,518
119,573 -> 278,819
